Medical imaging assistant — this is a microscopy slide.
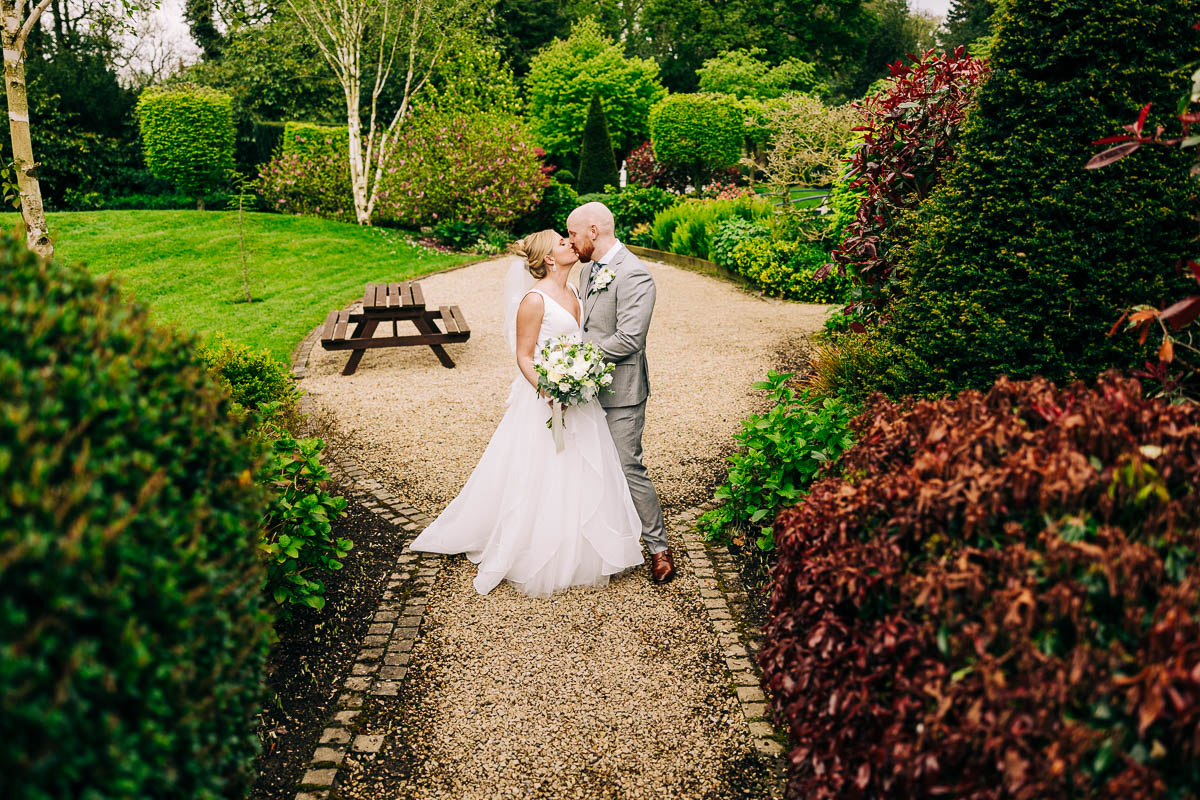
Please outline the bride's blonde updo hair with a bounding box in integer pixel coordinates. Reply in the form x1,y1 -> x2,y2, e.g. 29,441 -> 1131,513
510,229 -> 557,279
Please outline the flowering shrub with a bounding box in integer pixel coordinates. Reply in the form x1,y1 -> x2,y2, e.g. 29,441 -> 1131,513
256,149 -> 353,222
730,238 -> 851,303
375,111 -> 547,227
824,48 -> 988,315
762,373 -> 1200,799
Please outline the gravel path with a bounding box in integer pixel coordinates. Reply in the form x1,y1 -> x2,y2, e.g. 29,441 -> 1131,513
306,255 -> 831,512
301,255 -> 828,799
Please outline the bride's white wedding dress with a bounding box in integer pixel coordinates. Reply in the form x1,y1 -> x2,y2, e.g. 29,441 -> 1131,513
408,285 -> 644,598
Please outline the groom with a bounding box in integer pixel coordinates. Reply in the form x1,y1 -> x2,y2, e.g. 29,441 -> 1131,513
567,202 -> 675,584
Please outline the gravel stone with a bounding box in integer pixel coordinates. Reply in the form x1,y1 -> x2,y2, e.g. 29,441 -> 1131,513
300,257 -> 824,799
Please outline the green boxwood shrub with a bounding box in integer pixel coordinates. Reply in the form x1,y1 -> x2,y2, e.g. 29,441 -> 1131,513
649,93 -> 745,188
731,237 -> 852,302
136,84 -> 236,208
198,334 -> 299,412
0,232 -> 272,798
859,0 -> 1200,398
281,120 -> 348,158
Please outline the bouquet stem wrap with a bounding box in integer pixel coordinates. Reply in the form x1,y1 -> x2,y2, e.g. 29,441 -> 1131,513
551,400 -> 565,453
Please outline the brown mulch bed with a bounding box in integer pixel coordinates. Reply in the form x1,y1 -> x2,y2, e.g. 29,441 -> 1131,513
249,490 -> 404,800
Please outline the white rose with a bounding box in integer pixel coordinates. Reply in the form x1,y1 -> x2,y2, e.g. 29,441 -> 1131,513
558,381 -> 571,393
601,373 -> 613,386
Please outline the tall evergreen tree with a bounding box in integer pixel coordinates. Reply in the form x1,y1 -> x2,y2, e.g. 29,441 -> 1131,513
854,0 -> 1200,399
941,0 -> 997,52
576,95 -> 620,194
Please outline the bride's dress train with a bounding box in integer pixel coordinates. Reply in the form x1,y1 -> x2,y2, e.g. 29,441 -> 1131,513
408,287 -> 644,598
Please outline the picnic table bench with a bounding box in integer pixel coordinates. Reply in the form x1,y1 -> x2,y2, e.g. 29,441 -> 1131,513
319,280 -> 470,375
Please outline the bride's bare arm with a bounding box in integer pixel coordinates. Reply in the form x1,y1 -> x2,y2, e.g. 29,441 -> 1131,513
515,293 -> 544,391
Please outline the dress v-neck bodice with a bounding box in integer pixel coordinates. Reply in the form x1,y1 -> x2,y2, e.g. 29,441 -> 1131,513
525,287 -> 582,345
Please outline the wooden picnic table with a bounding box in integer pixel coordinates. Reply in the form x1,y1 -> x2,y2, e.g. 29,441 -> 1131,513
319,280 -> 470,375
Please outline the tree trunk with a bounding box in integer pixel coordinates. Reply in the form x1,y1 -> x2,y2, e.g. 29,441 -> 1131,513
2,7 -> 52,258
346,91 -> 370,225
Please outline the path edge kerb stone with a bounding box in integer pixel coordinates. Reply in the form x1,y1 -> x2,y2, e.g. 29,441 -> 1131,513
288,340 -> 443,800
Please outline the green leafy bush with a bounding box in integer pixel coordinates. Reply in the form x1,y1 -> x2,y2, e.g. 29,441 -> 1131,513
696,47 -> 828,100
0,231 -> 272,797
731,237 -> 852,302
577,95 -> 620,194
526,19 -> 666,158
700,371 -> 854,557
649,92 -> 745,188
649,195 -> 771,259
136,84 -> 236,207
603,184 -> 679,239
710,217 -> 770,271
259,424 -> 350,612
281,120 -> 348,158
858,0 -> 1200,399
198,334 -> 299,413
432,220 -> 509,253
516,178 -> 579,234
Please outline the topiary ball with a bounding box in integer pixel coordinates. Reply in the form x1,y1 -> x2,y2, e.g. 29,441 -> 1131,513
0,229 -> 273,799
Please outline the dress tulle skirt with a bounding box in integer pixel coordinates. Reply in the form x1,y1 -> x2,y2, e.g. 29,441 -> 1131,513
408,376 -> 645,598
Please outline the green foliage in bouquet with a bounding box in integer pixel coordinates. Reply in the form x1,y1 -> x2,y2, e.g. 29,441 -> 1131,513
700,371 -> 855,555
0,230 -> 272,798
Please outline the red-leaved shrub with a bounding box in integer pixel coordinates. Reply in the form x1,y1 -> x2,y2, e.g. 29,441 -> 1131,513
624,140 -> 689,192
824,49 -> 988,318
761,373 -> 1200,799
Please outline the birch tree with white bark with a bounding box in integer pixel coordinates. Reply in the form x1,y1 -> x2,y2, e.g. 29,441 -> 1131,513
285,0 -> 485,226
0,0 -> 151,256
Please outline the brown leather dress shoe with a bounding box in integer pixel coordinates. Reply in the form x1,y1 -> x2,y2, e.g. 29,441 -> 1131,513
650,550 -> 676,584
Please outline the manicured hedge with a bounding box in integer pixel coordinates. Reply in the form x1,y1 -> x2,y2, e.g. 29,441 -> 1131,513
649,93 -> 744,188
762,372 -> 1200,799
0,231 -> 273,798
136,84 -> 236,206
857,0 -> 1200,397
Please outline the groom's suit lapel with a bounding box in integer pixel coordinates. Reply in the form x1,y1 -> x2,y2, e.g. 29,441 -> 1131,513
584,247 -> 623,321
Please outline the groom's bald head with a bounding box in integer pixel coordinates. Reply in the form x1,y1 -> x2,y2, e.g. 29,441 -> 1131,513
567,202 -> 616,262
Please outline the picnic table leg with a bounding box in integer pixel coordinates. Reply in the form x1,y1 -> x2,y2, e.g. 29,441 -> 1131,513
342,318 -> 379,375
411,313 -> 456,368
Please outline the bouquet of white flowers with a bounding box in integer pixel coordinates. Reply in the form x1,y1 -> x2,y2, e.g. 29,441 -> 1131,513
534,332 -> 614,451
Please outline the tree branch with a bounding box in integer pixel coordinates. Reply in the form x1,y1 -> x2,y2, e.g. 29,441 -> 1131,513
16,0 -> 54,50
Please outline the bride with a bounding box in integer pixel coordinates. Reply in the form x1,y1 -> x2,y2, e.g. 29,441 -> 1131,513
407,229 -> 645,598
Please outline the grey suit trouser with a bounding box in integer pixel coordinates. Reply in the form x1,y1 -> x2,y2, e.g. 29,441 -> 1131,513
603,400 -> 668,554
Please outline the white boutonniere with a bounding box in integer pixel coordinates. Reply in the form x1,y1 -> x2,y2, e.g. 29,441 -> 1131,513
591,265 -> 615,293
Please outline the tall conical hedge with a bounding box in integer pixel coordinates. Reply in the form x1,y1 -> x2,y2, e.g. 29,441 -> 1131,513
855,0 -> 1200,398
0,230 -> 273,798
577,95 -> 620,194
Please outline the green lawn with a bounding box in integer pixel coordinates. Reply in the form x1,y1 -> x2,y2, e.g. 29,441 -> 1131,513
28,211 -> 477,362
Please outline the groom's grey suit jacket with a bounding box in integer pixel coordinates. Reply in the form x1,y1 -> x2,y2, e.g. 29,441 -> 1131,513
580,243 -> 655,409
